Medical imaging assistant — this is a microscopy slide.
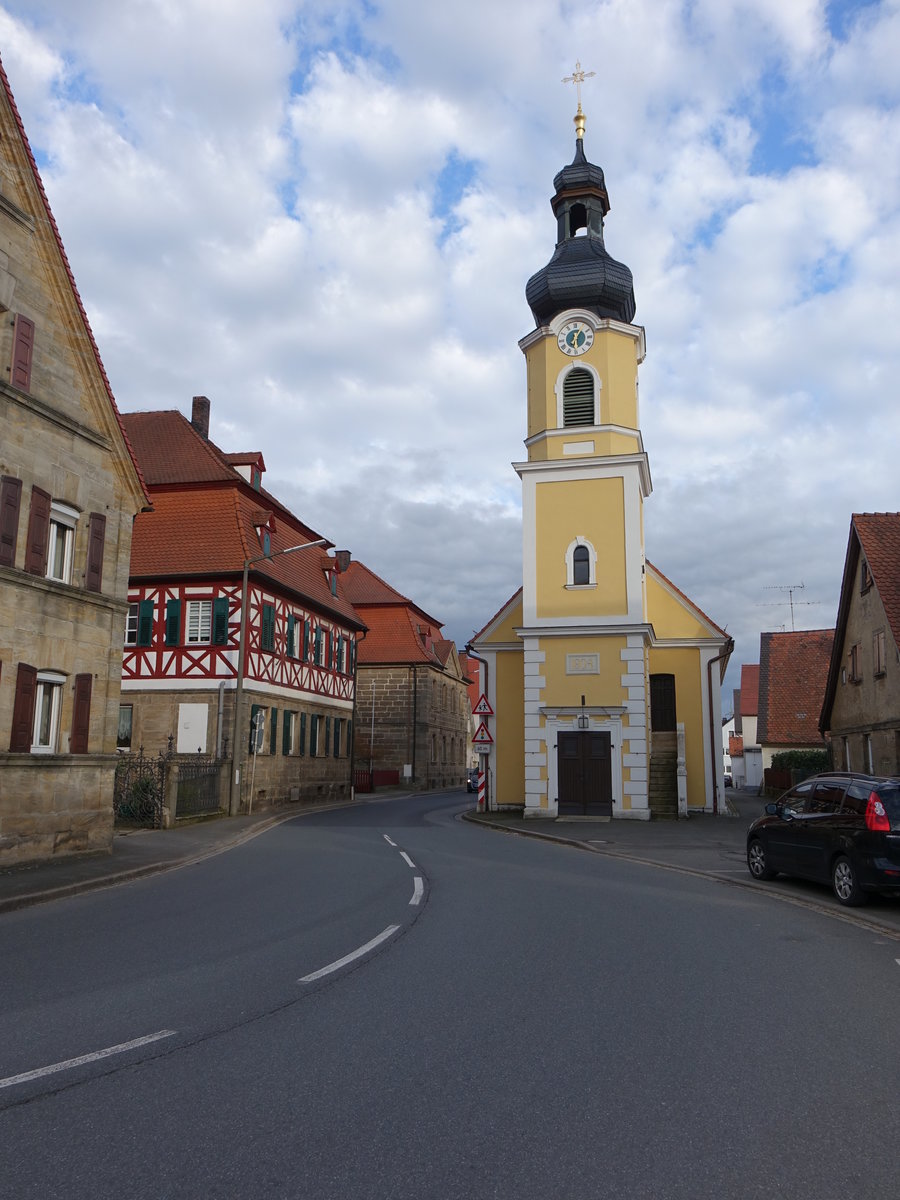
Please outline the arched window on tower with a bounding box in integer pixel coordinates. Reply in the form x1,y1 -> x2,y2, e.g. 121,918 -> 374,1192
573,545 -> 590,586
563,368 -> 595,426
568,202 -> 587,237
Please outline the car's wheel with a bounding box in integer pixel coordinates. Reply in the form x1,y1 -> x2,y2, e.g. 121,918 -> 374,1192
832,855 -> 868,907
747,838 -> 777,881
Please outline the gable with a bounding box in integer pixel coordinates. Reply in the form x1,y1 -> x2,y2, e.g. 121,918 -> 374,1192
646,563 -> 727,642
0,63 -> 145,507
474,588 -> 524,646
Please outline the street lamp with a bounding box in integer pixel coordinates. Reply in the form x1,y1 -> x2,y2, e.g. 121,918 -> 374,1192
229,538 -> 327,815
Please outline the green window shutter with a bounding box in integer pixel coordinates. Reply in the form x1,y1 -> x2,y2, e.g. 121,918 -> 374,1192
165,599 -> 181,645
314,627 -> 322,664
347,719 -> 353,757
262,603 -> 275,651
310,714 -> 318,757
283,710 -> 293,755
303,618 -> 310,661
299,712 -> 306,756
333,718 -> 341,757
250,704 -> 262,753
350,640 -> 356,671
137,598 -> 154,647
324,716 -> 331,756
286,614 -> 295,658
213,597 -> 229,645
270,706 -> 278,754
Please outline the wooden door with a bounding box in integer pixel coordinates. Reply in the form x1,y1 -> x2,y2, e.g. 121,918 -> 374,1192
558,731 -> 612,816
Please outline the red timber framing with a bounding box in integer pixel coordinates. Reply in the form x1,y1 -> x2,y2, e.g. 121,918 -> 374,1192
122,580 -> 356,702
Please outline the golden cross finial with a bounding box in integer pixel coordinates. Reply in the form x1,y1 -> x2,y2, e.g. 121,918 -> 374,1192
562,60 -> 595,112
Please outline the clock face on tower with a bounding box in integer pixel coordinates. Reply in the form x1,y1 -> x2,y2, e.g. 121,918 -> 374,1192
557,320 -> 594,356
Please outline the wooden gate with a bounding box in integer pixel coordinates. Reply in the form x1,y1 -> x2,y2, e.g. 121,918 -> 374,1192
558,731 -> 612,816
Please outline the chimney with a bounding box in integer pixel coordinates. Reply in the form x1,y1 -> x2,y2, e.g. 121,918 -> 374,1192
191,395 -> 210,439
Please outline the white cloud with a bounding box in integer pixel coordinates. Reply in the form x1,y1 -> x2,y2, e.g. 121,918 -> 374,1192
3,0 -> 900,704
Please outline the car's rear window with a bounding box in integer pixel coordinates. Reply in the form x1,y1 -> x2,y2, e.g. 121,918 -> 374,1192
874,783 -> 900,818
845,780 -> 900,818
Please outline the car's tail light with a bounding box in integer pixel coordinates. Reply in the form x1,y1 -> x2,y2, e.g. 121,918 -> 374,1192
865,792 -> 890,832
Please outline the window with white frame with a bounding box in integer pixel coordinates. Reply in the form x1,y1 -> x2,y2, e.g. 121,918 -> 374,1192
186,600 -> 213,644
46,502 -> 79,583
32,671 -> 65,752
565,537 -> 597,588
125,602 -> 139,646
562,367 -> 595,427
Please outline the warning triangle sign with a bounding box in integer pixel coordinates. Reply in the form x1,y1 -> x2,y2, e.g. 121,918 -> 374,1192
472,721 -> 493,744
473,694 -> 493,716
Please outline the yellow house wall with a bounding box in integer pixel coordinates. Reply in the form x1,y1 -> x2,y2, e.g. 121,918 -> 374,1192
536,478 -> 626,617
539,635 -> 628,709
525,326 -> 640,440
648,645 -> 708,809
646,573 -> 710,640
493,648 -> 525,808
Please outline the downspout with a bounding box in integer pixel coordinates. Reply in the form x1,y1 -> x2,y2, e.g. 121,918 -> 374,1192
349,628 -> 366,799
707,637 -> 735,816
216,681 -> 225,759
411,666 -> 417,786
465,644 -> 490,812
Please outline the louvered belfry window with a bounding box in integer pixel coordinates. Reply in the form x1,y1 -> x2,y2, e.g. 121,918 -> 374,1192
562,368 -> 595,427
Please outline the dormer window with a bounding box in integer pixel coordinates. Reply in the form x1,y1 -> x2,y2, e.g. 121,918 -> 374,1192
261,529 -> 271,556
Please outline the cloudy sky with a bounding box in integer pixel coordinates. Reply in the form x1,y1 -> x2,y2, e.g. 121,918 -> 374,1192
2,0 -> 898,705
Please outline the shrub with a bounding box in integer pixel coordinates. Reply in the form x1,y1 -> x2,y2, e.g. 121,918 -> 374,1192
770,749 -> 830,772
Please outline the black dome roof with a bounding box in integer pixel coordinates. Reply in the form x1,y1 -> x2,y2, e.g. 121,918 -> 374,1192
526,138 -> 635,327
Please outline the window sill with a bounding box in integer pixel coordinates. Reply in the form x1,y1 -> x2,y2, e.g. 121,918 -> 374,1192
565,583 -> 596,590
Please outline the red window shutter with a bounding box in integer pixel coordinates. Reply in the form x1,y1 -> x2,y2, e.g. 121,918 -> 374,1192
70,673 -> 93,753
0,475 -> 22,567
24,486 -> 51,575
11,314 -> 35,391
85,512 -> 106,592
10,662 -> 37,752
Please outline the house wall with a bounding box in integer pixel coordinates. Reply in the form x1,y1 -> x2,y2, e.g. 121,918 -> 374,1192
354,664 -> 469,789
0,106 -> 143,864
828,560 -> 900,774
648,645 -> 708,810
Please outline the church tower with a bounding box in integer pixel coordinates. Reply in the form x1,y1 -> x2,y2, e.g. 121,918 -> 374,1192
472,82 -> 731,820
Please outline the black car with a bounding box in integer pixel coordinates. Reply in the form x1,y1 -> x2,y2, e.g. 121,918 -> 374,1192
746,772 -> 900,906
466,768 -> 479,793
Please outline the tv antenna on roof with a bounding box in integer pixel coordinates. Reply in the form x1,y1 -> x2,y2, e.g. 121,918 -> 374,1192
757,583 -> 821,632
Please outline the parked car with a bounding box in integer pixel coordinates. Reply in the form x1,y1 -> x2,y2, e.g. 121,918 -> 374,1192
746,772 -> 900,906
466,768 -> 479,793
723,772 -> 733,788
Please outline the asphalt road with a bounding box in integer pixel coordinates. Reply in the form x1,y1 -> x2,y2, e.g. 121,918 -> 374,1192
2,790 -> 898,1199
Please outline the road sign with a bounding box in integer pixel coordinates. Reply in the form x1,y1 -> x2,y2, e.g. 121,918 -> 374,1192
472,720 -> 493,746
473,694 -> 493,716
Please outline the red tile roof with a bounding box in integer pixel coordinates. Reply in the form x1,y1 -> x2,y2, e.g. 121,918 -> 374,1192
855,513 -> 900,649
0,57 -> 148,504
124,411 -> 239,485
739,664 -> 759,716
728,733 -> 744,757
757,629 -> 833,747
343,561 -> 451,666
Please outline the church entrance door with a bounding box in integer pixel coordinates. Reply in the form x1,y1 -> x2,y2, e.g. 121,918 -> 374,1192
557,731 -> 612,816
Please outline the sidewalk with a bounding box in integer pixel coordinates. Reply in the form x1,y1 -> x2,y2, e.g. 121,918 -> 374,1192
465,789 -> 900,936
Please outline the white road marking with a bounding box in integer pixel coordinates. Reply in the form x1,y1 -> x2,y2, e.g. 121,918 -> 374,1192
399,851 -> 416,868
410,876 -> 424,906
0,1030 -> 177,1090
383,835 -> 397,847
298,925 -> 400,983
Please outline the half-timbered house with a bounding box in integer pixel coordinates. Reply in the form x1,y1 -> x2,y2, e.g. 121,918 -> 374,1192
0,60 -> 148,865
342,561 -> 470,790
121,399 -> 364,813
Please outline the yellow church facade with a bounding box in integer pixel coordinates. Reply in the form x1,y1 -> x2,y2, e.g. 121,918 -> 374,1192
471,109 -> 731,821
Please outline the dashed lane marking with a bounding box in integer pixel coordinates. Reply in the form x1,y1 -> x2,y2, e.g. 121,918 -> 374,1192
410,877 -> 424,906
0,1030 -> 177,1090
399,851 -> 416,869
298,925 -> 400,983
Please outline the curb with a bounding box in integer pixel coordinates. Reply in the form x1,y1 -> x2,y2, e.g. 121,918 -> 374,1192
462,810 -> 900,942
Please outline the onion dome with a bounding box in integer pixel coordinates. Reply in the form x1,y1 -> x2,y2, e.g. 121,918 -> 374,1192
526,136 -> 636,326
